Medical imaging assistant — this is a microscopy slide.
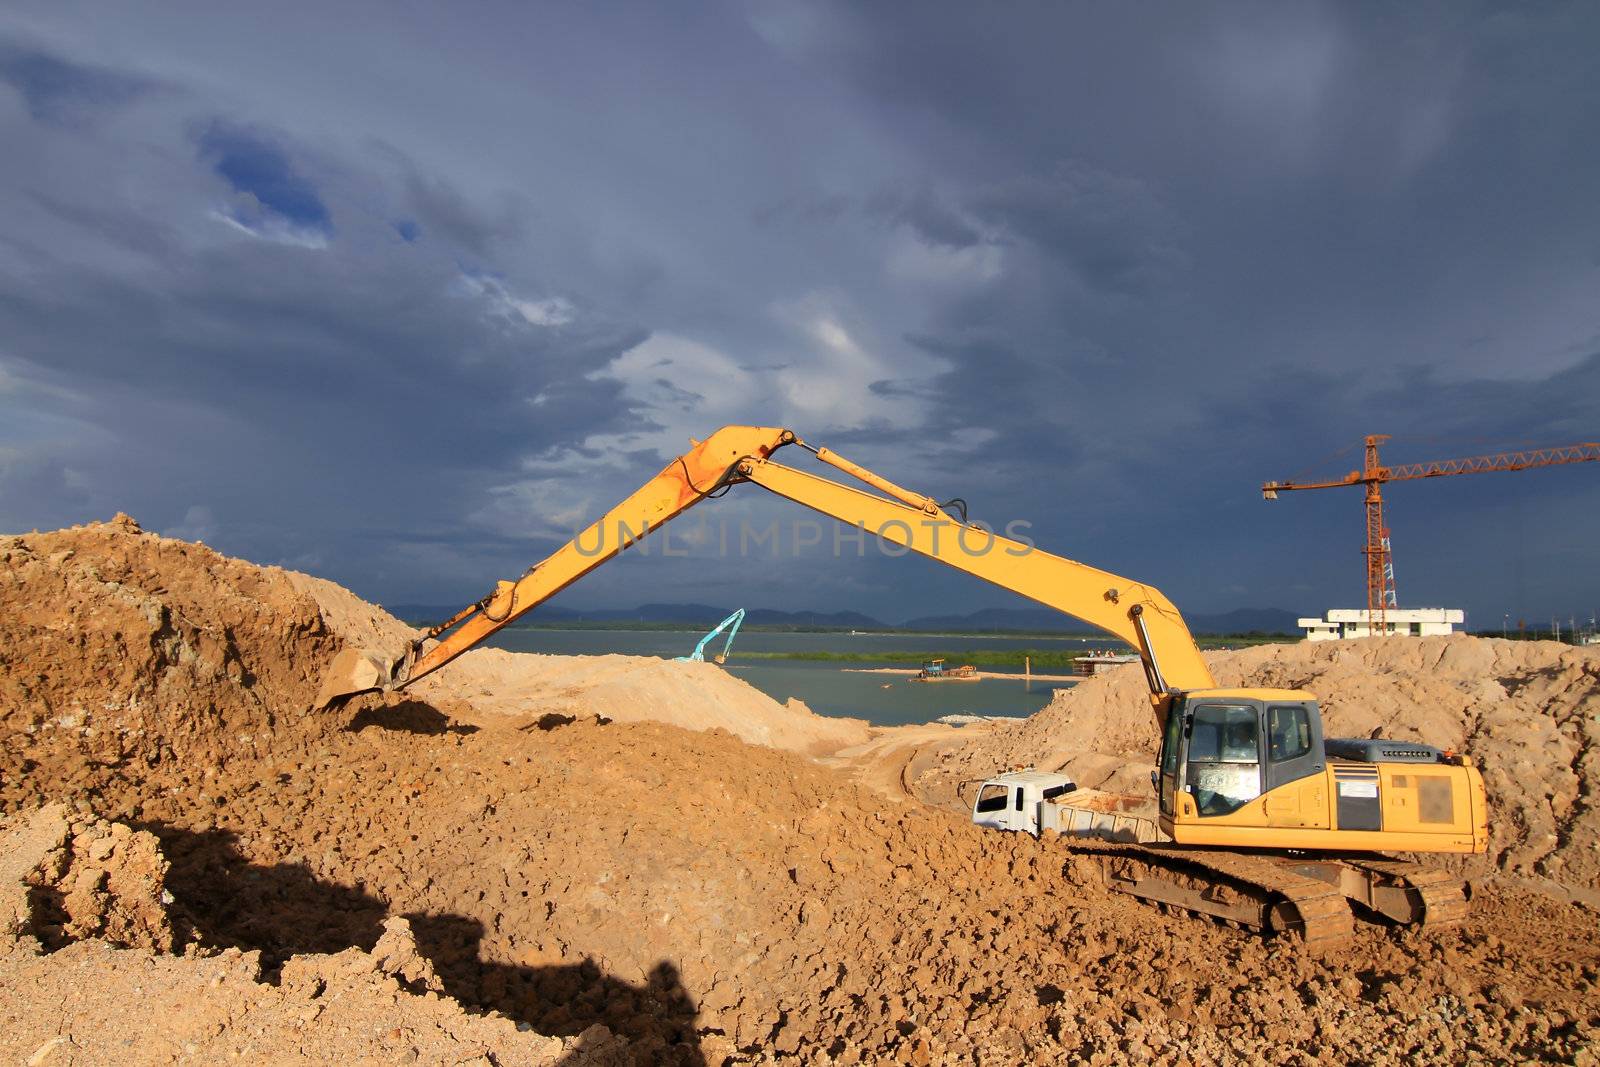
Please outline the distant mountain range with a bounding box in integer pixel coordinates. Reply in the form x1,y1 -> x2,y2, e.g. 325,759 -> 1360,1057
388,601 -> 1300,636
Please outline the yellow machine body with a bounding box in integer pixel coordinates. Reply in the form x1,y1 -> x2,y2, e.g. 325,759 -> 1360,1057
1155,688 -> 1488,853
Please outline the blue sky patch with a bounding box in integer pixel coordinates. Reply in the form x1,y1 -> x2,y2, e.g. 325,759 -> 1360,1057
197,121 -> 331,235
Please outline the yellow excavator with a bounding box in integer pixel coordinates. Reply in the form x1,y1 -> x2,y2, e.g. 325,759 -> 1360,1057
319,425 -> 1487,949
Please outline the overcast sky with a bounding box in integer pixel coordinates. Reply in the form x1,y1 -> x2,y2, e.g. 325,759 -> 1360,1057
2,2 -> 1598,627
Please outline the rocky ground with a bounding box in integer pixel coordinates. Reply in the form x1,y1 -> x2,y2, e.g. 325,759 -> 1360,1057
2,517 -> 1597,1063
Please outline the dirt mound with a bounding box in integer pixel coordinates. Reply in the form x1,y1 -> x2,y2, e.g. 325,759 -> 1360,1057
0,803 -> 170,953
284,569 -> 419,654
0,518 -> 864,818
0,517 -> 350,812
13,711 -> 1600,1063
407,649 -> 869,754
0,804 -> 173,954
923,635 -> 1600,893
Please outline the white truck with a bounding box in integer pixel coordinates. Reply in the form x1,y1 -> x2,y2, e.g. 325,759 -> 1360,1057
970,769 -> 1163,843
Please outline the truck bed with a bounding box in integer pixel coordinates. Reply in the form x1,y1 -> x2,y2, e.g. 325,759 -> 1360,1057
1042,788 -> 1167,844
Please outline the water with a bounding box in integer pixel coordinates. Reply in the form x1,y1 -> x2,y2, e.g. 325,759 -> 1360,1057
484,628 -> 1115,726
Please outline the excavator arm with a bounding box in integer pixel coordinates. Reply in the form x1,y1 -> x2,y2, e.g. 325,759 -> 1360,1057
678,608 -> 745,664
317,425 -> 793,704
318,424 -> 1215,719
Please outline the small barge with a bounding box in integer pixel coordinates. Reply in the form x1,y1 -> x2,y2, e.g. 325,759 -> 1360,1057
911,658 -> 981,682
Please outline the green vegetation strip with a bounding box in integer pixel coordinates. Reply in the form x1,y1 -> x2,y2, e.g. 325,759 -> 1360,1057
725,635 -> 1284,668
729,649 -> 1082,668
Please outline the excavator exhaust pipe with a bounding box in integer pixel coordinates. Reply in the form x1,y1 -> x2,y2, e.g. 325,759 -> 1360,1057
315,647 -> 404,709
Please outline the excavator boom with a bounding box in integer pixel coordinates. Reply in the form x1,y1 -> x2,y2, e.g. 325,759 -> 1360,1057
741,456 -> 1213,702
317,424 -> 1212,711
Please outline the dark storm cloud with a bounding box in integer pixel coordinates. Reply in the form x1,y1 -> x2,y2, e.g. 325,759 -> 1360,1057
0,2 -> 1597,624
0,38 -> 645,597
0,40 -> 155,124
765,0 -> 1600,621
864,188 -> 982,250
966,165 -> 1187,296
398,170 -> 516,259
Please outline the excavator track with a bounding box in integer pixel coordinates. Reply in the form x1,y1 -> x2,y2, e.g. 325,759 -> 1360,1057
1321,855 -> 1471,931
1067,840 -> 1355,953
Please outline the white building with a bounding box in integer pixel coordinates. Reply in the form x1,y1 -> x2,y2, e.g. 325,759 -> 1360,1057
1299,608 -> 1465,641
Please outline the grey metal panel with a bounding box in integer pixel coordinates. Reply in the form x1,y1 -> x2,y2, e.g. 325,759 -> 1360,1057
1264,703 -> 1325,792
1325,738 -> 1442,764
1335,777 -> 1383,830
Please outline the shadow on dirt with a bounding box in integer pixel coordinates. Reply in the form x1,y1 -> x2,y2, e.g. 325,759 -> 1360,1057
409,912 -> 706,1065
142,823 -> 705,1063
141,823 -> 388,963
347,700 -> 479,736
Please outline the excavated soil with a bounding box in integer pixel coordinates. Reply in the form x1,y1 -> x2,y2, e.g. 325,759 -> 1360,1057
2,518 -> 1598,1063
406,648 -> 869,755
0,806 -> 596,1065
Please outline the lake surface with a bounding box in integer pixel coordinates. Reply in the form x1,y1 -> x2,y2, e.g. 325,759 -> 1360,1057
485,628 -> 1123,726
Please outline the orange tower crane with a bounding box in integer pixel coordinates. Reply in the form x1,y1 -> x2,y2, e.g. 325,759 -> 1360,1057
1262,436 -> 1600,635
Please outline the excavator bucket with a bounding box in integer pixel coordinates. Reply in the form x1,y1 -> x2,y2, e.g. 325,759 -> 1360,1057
315,647 -> 400,709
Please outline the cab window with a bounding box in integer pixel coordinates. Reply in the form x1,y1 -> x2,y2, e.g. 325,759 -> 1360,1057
975,784 -> 1009,813
1268,705 -> 1311,762
1160,706 -> 1183,776
1189,704 -> 1259,763
1187,704 -> 1262,816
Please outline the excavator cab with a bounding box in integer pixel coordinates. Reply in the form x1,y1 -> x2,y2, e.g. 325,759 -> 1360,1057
1157,690 -> 1327,827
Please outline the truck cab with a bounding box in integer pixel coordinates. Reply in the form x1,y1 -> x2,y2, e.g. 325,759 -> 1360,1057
970,769 -> 1076,835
